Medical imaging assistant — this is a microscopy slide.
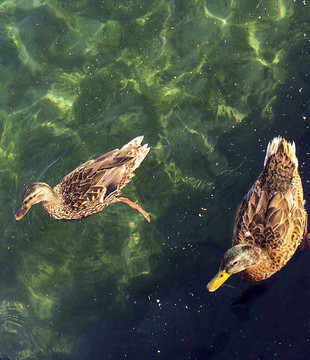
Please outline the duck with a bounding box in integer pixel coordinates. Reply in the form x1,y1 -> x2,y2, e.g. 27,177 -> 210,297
15,136 -> 150,222
207,136 -> 308,292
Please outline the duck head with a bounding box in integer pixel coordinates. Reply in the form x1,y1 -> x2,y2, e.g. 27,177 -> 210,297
207,244 -> 260,292
15,182 -> 55,220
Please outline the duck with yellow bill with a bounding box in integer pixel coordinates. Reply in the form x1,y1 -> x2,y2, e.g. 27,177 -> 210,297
207,136 -> 308,292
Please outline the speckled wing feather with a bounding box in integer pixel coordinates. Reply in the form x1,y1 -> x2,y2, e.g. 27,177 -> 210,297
60,149 -> 133,209
233,189 -> 291,249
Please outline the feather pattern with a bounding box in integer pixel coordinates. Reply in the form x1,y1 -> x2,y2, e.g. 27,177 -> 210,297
232,137 -> 307,281
15,136 -> 150,222
207,137 -> 307,292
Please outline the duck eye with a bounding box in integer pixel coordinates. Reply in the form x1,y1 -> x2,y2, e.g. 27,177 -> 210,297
232,260 -> 238,266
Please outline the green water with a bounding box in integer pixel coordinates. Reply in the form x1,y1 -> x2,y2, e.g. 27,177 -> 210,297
0,0 -> 309,359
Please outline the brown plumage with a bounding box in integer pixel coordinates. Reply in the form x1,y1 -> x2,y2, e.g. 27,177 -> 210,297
15,136 -> 150,222
207,137 -> 308,292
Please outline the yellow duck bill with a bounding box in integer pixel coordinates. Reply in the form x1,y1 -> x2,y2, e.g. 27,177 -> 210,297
207,270 -> 231,292
14,204 -> 31,220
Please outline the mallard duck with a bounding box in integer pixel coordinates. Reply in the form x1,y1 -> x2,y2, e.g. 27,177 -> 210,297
15,136 -> 150,222
207,136 -> 308,292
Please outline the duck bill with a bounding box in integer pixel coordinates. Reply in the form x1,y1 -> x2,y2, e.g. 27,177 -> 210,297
14,204 -> 31,220
207,270 -> 231,292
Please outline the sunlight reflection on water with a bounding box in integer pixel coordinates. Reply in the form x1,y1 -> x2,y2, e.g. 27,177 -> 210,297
0,0 -> 309,359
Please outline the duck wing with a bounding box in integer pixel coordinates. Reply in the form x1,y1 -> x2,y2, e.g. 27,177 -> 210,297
233,184 -> 292,248
60,149 -> 133,208
233,136 -> 304,253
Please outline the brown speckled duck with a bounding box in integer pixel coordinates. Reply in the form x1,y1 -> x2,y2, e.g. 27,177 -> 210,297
207,136 -> 308,292
15,136 -> 150,222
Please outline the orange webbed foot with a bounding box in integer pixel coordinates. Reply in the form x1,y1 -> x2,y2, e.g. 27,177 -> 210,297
119,197 -> 151,222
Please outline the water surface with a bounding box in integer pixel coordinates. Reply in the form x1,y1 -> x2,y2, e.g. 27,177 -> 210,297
0,0 -> 309,359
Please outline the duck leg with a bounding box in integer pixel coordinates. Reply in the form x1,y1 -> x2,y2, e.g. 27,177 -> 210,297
118,197 -> 151,222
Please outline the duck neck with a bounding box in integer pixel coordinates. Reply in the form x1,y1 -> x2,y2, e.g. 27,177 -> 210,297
36,183 -> 59,204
